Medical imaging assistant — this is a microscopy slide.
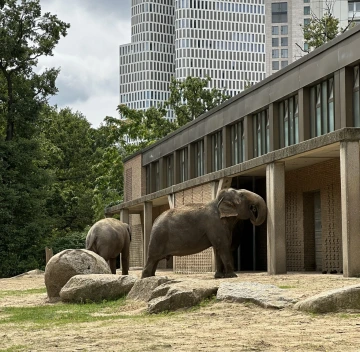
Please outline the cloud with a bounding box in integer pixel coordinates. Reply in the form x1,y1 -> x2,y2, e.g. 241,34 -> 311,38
37,0 -> 131,127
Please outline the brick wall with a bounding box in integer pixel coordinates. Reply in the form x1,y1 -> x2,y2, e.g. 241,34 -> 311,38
129,214 -> 143,268
124,154 -> 145,201
173,183 -> 214,274
285,158 -> 342,273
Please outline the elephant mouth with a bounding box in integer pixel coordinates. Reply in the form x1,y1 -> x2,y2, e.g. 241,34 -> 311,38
250,204 -> 258,220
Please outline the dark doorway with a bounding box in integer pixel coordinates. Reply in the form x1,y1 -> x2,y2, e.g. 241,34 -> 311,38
231,176 -> 267,272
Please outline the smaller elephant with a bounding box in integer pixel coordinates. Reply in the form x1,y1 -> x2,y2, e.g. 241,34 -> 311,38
86,218 -> 131,275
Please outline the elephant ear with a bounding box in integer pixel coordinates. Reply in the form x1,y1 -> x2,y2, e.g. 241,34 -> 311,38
218,199 -> 238,218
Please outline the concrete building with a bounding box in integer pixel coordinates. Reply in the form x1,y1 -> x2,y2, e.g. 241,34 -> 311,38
119,0 -> 266,122
108,25 -> 360,278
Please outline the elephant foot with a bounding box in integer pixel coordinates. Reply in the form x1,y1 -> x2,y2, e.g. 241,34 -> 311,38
224,271 -> 237,278
214,271 -> 225,279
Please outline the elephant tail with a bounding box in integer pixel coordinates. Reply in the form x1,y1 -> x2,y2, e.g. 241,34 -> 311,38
127,225 -> 132,242
85,232 -> 95,250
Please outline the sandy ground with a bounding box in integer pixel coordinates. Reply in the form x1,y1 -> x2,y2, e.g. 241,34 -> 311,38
1,269 -> 360,352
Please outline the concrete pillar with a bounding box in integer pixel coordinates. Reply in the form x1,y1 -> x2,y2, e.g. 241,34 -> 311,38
173,150 -> 180,184
243,115 -> 254,161
298,88 -> 311,142
188,144 -> 195,179
340,141 -> 360,277
338,67 -> 353,129
222,126 -> 231,168
120,208 -> 129,224
266,162 -> 287,274
268,103 -> 279,152
143,201 -> 153,267
204,135 -> 212,174
159,157 -> 165,190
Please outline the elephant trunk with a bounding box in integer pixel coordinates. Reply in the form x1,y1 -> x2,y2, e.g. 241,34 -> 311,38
248,192 -> 267,226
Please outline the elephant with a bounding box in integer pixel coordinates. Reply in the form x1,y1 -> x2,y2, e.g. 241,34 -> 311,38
86,218 -> 131,275
141,188 -> 267,279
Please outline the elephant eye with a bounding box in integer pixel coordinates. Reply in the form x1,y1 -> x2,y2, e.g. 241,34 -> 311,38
250,205 -> 258,217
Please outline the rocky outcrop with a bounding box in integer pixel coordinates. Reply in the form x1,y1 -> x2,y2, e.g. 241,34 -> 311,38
147,280 -> 218,314
44,249 -> 111,302
217,282 -> 298,309
294,284 -> 360,313
127,276 -> 172,302
59,274 -> 137,303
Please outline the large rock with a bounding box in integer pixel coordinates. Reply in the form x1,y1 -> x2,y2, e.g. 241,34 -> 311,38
294,284 -> 360,313
147,280 -> 218,314
60,274 -> 137,303
127,276 -> 172,302
44,249 -> 111,302
217,282 -> 297,309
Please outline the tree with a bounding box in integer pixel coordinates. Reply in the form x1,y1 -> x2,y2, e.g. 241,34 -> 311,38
0,0 -> 69,277
298,0 -> 354,53
166,76 -> 230,126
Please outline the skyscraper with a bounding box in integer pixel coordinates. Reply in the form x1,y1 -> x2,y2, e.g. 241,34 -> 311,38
119,0 -> 266,121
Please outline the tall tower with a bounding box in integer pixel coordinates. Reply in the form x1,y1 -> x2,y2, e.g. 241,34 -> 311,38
119,0 -> 176,121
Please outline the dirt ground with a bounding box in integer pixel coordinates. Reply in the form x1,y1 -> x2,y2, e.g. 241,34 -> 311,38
1,269 -> 360,352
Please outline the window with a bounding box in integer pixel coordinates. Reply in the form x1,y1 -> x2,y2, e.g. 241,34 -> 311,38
281,49 -> 288,58
272,49 -> 279,58
310,77 -> 335,137
304,18 -> 310,25
165,154 -> 174,187
272,61 -> 279,70
271,2 -> 288,23
281,37 -> 288,46
194,140 -> 204,177
304,6 -> 310,15
211,131 -> 223,171
272,26 -> 279,35
253,109 -> 269,157
353,65 -> 360,127
154,161 -> 160,192
281,25 -> 288,35
146,165 -> 151,194
179,148 -> 188,182
272,38 -> 279,47
279,95 -> 299,148
304,0 -> 310,2
230,121 -> 245,165
281,60 -> 288,69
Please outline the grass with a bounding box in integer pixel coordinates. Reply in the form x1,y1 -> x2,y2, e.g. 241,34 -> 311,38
278,285 -> 296,289
0,346 -> 27,352
0,288 -> 47,299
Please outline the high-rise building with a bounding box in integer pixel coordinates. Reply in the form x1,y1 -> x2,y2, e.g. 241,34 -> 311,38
266,0 -> 354,76
119,0 -> 266,121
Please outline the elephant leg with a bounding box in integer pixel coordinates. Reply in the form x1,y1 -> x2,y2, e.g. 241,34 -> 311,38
142,257 -> 161,278
214,249 -> 225,278
121,252 -> 130,275
213,247 -> 237,279
108,258 -> 117,274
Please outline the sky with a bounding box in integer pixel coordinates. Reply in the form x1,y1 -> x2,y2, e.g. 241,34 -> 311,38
37,0 -> 131,128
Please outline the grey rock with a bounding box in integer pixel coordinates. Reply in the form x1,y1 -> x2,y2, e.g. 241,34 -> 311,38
217,282 -> 297,309
44,249 -> 111,301
294,284 -> 360,313
148,280 -> 218,314
127,276 -> 172,302
59,274 -> 137,303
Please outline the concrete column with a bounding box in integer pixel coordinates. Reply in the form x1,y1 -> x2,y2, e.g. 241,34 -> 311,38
340,141 -> 360,277
188,144 -> 195,179
143,201 -> 153,267
222,126 -> 231,168
298,88 -> 311,142
243,115 -> 254,161
269,103 -> 279,152
120,208 -> 129,224
204,135 -> 212,174
338,67 -> 353,129
159,157 -> 165,190
173,150 -> 180,184
266,162 -> 287,274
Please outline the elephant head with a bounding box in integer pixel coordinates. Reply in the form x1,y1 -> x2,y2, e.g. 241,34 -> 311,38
217,188 -> 267,226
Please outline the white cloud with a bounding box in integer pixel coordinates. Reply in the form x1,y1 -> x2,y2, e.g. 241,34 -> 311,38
37,0 -> 131,128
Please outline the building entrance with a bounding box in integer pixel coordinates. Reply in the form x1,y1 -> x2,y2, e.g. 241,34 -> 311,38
231,176 -> 267,272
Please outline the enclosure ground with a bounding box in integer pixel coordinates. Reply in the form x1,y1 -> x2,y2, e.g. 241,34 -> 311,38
1,269 -> 360,351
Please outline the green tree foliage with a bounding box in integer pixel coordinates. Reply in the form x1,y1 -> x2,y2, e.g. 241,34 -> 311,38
300,1 -> 354,52
166,76 -> 230,126
0,0 -> 69,277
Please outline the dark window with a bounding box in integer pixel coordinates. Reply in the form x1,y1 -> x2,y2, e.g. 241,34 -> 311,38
253,109 -> 270,157
230,121 -> 245,165
271,2 -> 288,23
304,6 -> 310,15
179,147 -> 188,182
165,154 -> 174,187
211,131 -> 223,171
353,65 -> 360,126
146,165 -> 151,194
279,95 -> 299,148
272,61 -> 279,70
310,77 -> 335,137
194,140 -> 204,177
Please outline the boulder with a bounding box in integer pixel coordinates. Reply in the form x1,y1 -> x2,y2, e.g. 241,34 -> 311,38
44,249 -> 111,302
147,280 -> 218,314
59,274 -> 137,303
294,284 -> 360,313
217,282 -> 297,309
127,276 -> 172,302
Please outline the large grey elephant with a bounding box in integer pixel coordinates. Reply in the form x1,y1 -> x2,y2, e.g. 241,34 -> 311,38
141,188 -> 267,279
86,218 -> 131,275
